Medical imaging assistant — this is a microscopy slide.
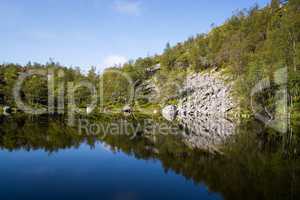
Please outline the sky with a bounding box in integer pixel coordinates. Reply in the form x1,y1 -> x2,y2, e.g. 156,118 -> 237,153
0,0 -> 270,72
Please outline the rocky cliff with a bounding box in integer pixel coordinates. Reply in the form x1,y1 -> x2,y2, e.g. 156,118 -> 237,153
162,70 -> 238,152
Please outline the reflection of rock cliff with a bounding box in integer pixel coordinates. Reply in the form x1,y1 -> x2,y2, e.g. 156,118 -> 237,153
162,71 -> 238,152
179,114 -> 235,152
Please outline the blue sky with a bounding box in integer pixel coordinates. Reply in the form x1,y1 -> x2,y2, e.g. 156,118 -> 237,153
0,0 -> 270,72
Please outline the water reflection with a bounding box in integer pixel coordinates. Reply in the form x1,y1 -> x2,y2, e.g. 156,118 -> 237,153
179,114 -> 235,152
0,115 -> 299,200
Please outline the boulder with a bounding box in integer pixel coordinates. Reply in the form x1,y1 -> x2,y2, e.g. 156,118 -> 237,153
146,64 -> 161,75
3,106 -> 12,115
122,105 -> 132,113
162,105 -> 178,121
86,107 -> 93,114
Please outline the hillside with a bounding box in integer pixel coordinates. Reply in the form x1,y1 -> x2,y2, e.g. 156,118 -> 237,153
0,0 -> 299,126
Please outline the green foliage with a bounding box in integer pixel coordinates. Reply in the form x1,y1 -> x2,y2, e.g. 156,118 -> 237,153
101,68 -> 132,105
23,74 -> 48,106
156,68 -> 187,103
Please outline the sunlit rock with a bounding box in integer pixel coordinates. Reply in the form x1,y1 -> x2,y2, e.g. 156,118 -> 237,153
162,105 -> 178,121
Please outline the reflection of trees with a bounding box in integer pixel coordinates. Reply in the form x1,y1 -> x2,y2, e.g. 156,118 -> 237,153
0,115 -> 85,153
101,128 -> 300,200
0,115 -> 299,200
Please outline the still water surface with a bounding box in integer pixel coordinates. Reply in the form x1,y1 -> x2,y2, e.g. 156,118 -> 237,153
0,143 -> 222,200
0,115 -> 299,200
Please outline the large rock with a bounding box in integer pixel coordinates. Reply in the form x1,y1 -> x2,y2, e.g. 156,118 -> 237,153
162,105 -> 178,121
3,106 -> 12,115
122,105 -> 132,113
146,64 -> 161,75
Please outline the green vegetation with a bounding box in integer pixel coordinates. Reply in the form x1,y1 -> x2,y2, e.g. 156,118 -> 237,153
0,0 -> 299,123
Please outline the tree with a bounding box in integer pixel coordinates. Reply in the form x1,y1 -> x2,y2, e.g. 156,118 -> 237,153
271,0 -> 280,10
161,43 -> 177,70
87,66 -> 98,84
22,75 -> 48,107
0,67 -> 5,105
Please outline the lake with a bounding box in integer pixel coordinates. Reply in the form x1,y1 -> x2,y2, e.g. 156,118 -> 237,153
0,115 -> 299,200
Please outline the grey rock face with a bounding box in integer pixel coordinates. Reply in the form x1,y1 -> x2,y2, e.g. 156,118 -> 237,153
161,72 -> 238,152
177,72 -> 237,152
136,80 -> 159,103
178,73 -> 235,117
162,105 -> 178,121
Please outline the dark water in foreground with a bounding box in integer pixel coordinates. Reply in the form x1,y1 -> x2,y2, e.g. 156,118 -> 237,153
0,115 -> 299,200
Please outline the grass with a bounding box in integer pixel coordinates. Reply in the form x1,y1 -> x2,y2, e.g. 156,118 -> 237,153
134,103 -> 161,116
